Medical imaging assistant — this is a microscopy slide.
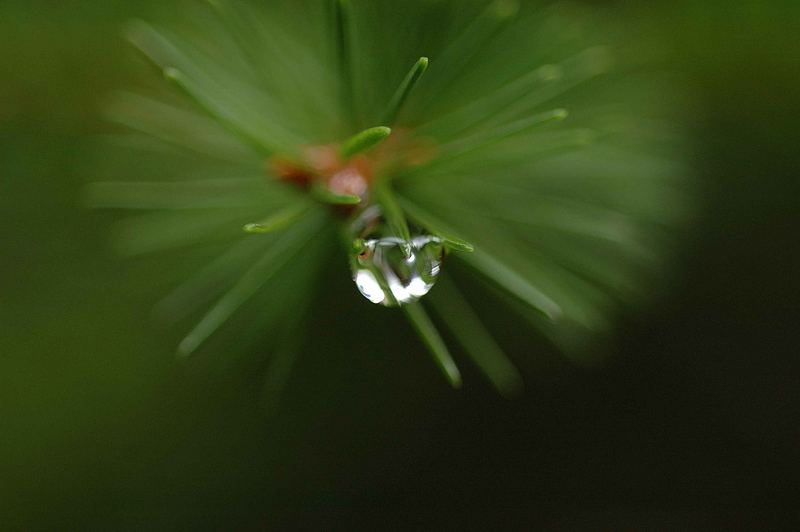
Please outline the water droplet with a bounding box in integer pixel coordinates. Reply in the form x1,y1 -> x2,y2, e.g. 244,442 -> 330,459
351,235 -> 444,307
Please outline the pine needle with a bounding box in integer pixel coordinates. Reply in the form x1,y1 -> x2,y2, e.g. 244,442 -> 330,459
429,276 -> 523,396
373,179 -> 412,253
153,237 -> 272,325
104,92 -> 259,165
437,108 -> 569,158
243,202 -> 313,234
416,0 -> 519,111
340,126 -> 392,159
178,210 -> 326,356
382,57 -> 429,125
463,247 -> 563,321
398,198 -> 475,253
402,303 -> 462,388
310,181 -> 362,205
333,0 -> 355,129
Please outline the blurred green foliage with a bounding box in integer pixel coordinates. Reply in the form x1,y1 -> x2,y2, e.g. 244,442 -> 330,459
1,1 -> 798,529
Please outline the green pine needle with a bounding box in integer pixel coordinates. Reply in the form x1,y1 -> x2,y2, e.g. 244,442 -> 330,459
243,202 -> 311,234
438,108 -> 569,158
104,92 -> 259,165
429,276 -> 522,397
373,179 -> 412,252
398,198 -> 475,253
310,181 -> 362,205
333,0 -> 355,128
402,302 -> 462,388
417,0 -> 519,109
340,126 -> 392,159
463,248 -> 563,321
160,66 -> 280,158
178,211 -> 324,356
382,57 -> 429,125
152,237 -> 271,326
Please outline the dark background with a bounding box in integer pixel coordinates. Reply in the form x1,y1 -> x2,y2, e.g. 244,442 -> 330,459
1,1 -> 798,529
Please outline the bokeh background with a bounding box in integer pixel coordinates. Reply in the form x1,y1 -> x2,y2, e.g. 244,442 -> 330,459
2,1 -> 798,529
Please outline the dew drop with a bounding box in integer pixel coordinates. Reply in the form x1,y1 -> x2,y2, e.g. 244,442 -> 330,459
354,269 -> 386,305
351,235 -> 444,307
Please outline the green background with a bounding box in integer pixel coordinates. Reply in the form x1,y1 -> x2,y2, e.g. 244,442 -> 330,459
2,1 -> 798,529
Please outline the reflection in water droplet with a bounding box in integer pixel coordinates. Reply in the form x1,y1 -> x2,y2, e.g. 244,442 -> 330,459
354,269 -> 386,305
351,236 -> 443,307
